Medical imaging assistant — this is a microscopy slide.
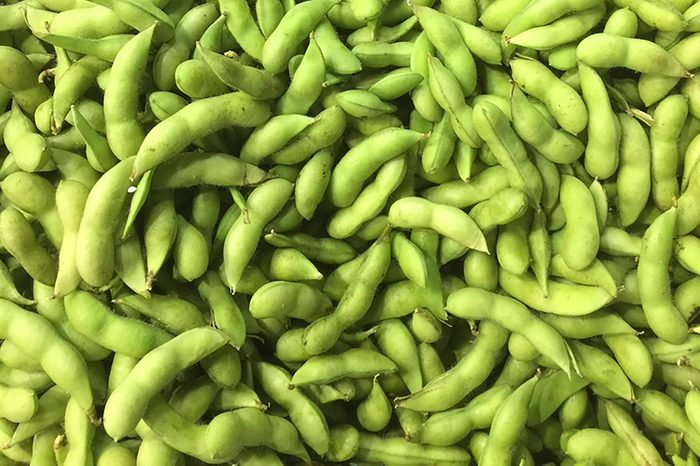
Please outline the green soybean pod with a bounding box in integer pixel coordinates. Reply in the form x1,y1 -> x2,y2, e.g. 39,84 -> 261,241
613,0 -> 687,31
141,190 -> 176,282
0,383 -> 37,424
74,157 -> 134,287
473,101 -> 543,205
197,271 -> 246,349
375,319 -> 422,394
397,320 -> 508,412
103,327 -> 228,441
240,114 -> 315,165
115,229 -> 149,297
62,395 -> 96,466
636,388 -> 700,456
314,18 -> 362,75
355,432 -> 472,465
496,211 -> 531,275
0,46 -> 51,115
419,384 -> 513,446
602,333 -> 653,388
576,33 -> 690,77
270,105 -> 347,165
51,55 -> 110,133
219,0 -> 265,62
510,85 -> 584,165
262,0 -> 338,74
65,290 -> 171,359
499,268 -> 613,315
389,196 -> 487,252
578,62 -> 620,179
249,281 -> 331,321
528,210 -> 551,295
290,348 -> 397,387
392,232 -> 429,289
426,55 -> 481,146
253,362 -> 328,455
114,293 -> 205,335
480,377 -> 538,466
277,35 -> 325,115
559,389 -> 588,431
131,92 -> 271,180
617,113 -> 651,226
0,172 -> 61,248
651,94 -> 688,211
0,207 -> 57,286
447,288 -> 570,375
605,399 -> 666,466
570,340 -> 633,401
510,57 -> 587,135
4,103 -> 52,173
328,127 -> 423,207
223,179 -> 293,291
104,25 -> 154,161
195,46 -> 285,100
172,215 -> 208,282
0,301 -> 94,420
295,148 -> 333,221
638,206 -> 689,345
563,428 -> 638,465
301,233 -> 390,355
356,376 -> 392,433
412,4 -> 476,96
560,175 -> 599,271
29,425 -> 62,466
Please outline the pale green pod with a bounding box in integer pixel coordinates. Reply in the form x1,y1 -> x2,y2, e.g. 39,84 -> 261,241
579,63 -> 620,179
577,33 -> 690,77
510,57 -> 588,135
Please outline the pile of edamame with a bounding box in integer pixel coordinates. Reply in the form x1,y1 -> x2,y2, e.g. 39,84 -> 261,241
2,0 -> 700,464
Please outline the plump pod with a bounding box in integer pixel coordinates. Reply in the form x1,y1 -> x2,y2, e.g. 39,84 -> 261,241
389,197 -> 487,252
577,33 -> 690,77
74,157 -> 134,287
328,127 -> 424,207
480,377 -> 538,466
473,101 -> 543,205
65,290 -> 171,358
261,0 -> 338,74
302,233 -> 390,354
104,25 -> 154,161
290,348 -> 397,387
0,300 -> 94,418
223,178 -> 293,291
510,57 -> 588,134
131,92 -> 271,180
447,288 -> 571,374
638,206 -> 689,344
103,327 -> 228,440
0,207 -> 57,286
